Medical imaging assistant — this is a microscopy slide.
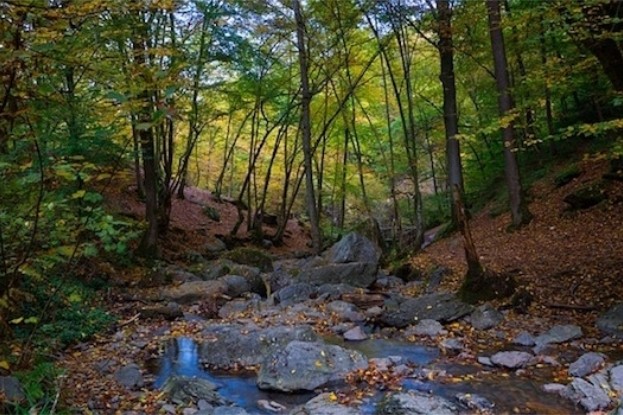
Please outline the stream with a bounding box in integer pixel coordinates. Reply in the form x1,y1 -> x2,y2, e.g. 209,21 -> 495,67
152,337 -> 581,414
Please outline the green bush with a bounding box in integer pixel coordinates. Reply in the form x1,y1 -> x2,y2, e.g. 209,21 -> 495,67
554,165 -> 582,187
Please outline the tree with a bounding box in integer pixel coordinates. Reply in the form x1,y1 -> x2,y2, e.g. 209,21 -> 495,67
486,0 -> 532,228
293,0 -> 322,253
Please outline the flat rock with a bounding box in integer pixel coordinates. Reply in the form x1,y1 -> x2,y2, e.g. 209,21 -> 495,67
140,303 -> 184,320
200,324 -> 317,367
327,232 -> 381,264
161,280 -> 227,304
317,283 -> 357,300
298,262 -> 378,288
408,319 -> 445,338
490,351 -> 533,369
470,303 -> 503,330
114,363 -> 143,389
596,303 -> 623,337
0,376 -> 25,403
343,326 -> 368,341
513,331 -> 536,346
535,324 -> 583,346
377,391 -> 458,415
257,341 -> 368,392
289,393 -> 359,415
568,352 -> 606,377
380,293 -> 473,328
543,383 -> 566,394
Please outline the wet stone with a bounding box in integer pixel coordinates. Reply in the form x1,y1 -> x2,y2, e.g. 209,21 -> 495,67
490,351 -> 533,369
455,392 -> 495,412
535,324 -> 583,346
568,352 -> 606,377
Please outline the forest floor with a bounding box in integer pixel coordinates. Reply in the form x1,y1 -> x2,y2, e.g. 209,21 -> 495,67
51,156 -> 623,414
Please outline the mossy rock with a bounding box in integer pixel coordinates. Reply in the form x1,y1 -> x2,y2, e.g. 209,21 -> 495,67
202,206 -> 221,221
563,182 -> 607,210
222,247 -> 274,272
554,165 -> 582,188
458,270 -> 516,304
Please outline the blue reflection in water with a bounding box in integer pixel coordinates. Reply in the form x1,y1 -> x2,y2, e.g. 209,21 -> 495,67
154,337 -> 313,414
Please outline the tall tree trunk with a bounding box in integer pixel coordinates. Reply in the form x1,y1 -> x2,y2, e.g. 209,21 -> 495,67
293,0 -> 321,253
133,18 -> 160,258
486,0 -> 532,228
437,0 -> 464,225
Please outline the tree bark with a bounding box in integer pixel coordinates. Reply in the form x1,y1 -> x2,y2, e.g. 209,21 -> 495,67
486,0 -> 532,228
132,16 -> 160,258
293,0 -> 322,253
437,0 -> 464,225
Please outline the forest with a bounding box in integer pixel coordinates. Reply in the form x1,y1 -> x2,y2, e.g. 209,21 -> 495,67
1,0 -> 623,414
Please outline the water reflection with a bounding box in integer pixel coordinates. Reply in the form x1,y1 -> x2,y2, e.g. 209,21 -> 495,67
154,337 -> 313,414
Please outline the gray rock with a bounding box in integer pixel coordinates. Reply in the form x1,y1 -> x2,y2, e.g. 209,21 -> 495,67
274,283 -> 315,306
380,293 -> 473,328
513,331 -> 536,346
374,276 -> 405,290
203,238 -> 227,257
164,376 -> 227,406
597,304 -> 623,337
219,275 -> 250,298
140,303 -> 184,320
610,365 -> 623,395
114,364 -> 144,389
257,341 -> 368,392
441,338 -> 464,352
217,298 -> 259,319
161,280 -> 227,304
568,352 -> 606,377
0,376 -> 25,403
455,393 -> 495,412
343,326 -> 368,341
365,306 -> 384,318
317,283 -> 357,300
200,324 -> 317,367
298,262 -> 378,288
213,408 -> 249,415
377,391 -> 458,415
408,319 -> 445,338
478,356 -> 493,366
490,351 -> 533,369
543,383 -> 566,394
289,393 -> 359,415
535,325 -> 583,346
563,373 -> 612,412
470,304 -> 503,330
328,232 -> 381,264
326,301 -> 363,322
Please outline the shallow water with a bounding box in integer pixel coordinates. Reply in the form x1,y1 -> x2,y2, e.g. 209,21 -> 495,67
153,337 -> 581,414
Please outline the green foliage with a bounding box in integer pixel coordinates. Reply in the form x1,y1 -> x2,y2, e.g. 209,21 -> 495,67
422,193 -> 450,230
7,362 -> 65,415
12,276 -> 116,350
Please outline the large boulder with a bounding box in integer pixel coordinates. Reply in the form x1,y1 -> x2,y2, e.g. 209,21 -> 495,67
289,393 -> 359,415
274,283 -> 316,306
161,280 -> 227,304
257,341 -> 368,392
377,391 -> 458,415
328,232 -> 381,264
199,325 -> 317,367
380,293 -> 473,328
596,303 -> 623,337
297,262 -> 378,288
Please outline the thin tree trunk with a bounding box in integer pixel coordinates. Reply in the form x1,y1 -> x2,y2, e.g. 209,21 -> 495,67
438,0 -> 464,226
293,0 -> 321,253
486,0 -> 532,228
